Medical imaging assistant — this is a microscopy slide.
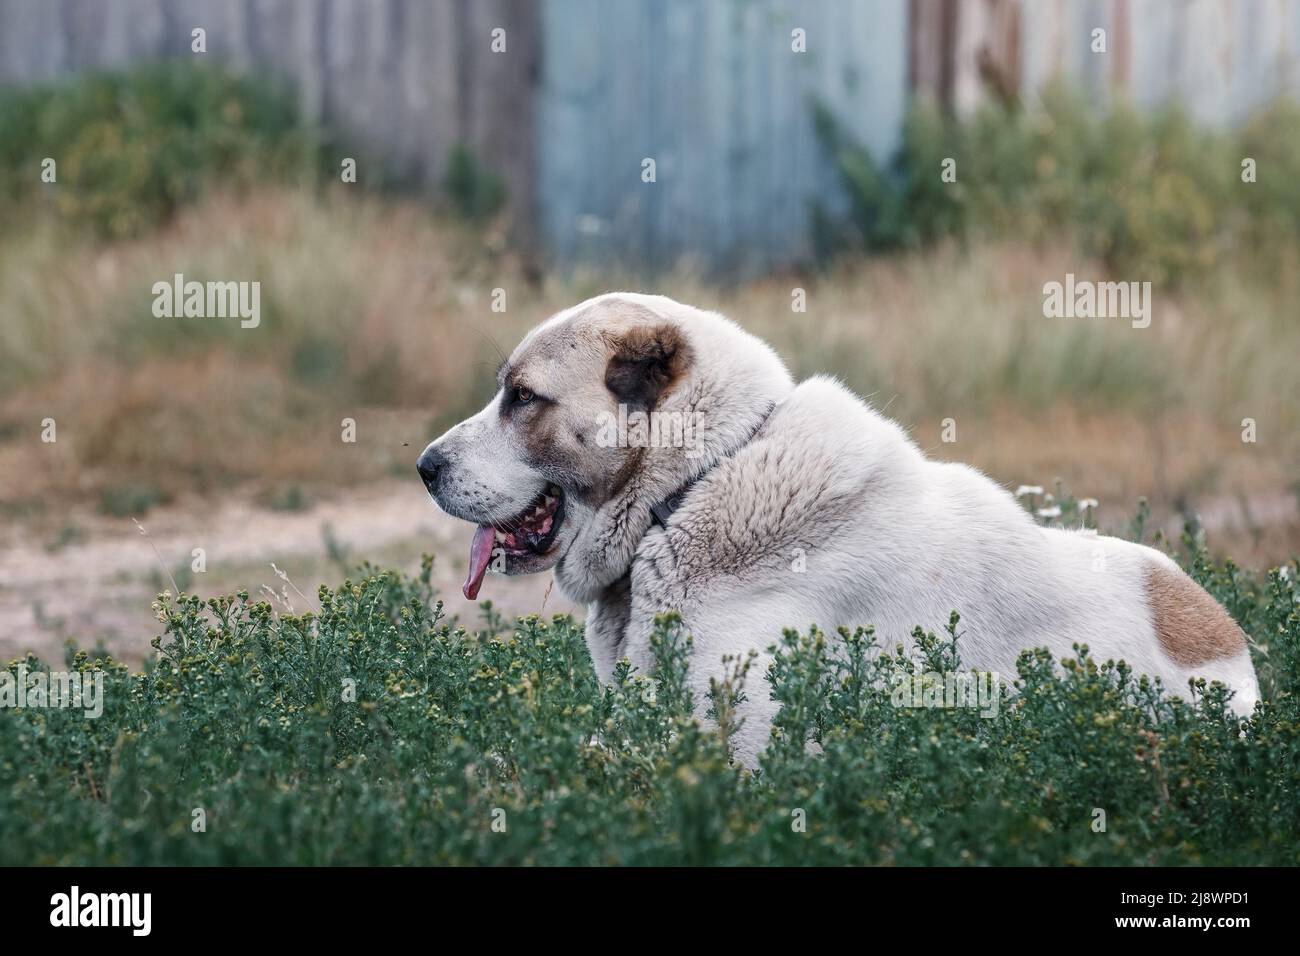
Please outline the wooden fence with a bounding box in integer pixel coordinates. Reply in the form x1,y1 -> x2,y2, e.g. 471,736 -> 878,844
2,0 -> 1297,272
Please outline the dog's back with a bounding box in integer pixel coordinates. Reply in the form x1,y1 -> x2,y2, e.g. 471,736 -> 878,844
632,373 -> 1258,761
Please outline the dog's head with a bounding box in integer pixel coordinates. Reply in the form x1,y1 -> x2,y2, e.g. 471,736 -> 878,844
418,293 -> 792,602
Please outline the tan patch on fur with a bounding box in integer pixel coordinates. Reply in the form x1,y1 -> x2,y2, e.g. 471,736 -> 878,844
601,319 -> 692,411
1146,562 -> 1246,666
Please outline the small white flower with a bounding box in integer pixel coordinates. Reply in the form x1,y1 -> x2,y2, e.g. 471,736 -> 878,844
1015,485 -> 1044,497
1079,498 -> 1099,511
1037,506 -> 1062,518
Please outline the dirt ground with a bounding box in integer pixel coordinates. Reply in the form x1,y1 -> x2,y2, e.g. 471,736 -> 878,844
0,479 -> 575,666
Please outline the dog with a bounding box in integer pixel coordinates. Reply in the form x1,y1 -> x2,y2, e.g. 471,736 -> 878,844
418,293 -> 1259,764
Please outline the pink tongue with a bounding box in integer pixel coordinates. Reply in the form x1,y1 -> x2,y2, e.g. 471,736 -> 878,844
463,524 -> 496,600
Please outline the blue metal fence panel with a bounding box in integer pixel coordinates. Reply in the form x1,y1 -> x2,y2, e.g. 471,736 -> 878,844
537,0 -> 909,275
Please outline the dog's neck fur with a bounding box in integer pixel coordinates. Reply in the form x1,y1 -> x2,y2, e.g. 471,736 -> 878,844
554,311 -> 794,613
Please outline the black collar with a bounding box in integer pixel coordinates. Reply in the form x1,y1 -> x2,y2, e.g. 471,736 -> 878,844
649,478 -> 697,528
647,404 -> 776,530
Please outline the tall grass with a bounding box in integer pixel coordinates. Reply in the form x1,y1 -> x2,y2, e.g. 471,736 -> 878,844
814,85 -> 1300,290
1,190 -> 1296,539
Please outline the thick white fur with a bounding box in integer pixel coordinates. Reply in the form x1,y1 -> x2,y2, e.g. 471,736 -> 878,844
618,374 -> 1258,763
574,297 -> 1258,765
429,294 -> 1260,767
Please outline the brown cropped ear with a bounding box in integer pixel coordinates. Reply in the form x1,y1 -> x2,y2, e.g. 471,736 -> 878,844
603,323 -> 691,411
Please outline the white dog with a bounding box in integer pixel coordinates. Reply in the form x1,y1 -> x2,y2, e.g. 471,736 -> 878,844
419,293 -> 1258,764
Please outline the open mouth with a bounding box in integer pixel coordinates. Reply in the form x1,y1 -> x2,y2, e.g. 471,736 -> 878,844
463,485 -> 565,600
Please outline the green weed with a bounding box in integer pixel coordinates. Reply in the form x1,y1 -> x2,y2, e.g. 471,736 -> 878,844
0,62 -> 323,237
815,87 -> 1300,290
2,536 -> 1296,865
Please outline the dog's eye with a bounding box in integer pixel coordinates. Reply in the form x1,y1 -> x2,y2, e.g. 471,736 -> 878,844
514,386 -> 534,405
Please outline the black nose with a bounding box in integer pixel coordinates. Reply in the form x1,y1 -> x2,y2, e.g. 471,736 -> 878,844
416,448 -> 447,493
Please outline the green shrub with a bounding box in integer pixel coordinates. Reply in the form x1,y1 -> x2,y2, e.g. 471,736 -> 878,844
2,526 -> 1297,865
815,87 -> 1300,288
0,62 -> 322,237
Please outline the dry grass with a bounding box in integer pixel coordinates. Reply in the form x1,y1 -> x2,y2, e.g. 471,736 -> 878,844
0,188 -> 1295,565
